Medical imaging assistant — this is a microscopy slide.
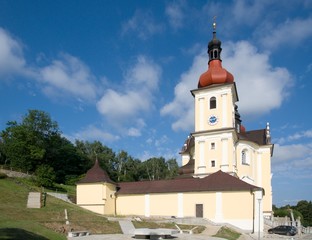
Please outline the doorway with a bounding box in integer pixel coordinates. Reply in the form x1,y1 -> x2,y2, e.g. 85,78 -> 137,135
196,204 -> 203,218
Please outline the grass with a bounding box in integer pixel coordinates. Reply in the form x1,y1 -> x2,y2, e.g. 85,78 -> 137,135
0,177 -> 121,239
132,220 -> 206,234
0,175 -> 238,239
213,226 -> 241,240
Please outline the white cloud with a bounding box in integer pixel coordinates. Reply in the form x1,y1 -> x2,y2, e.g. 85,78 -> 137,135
70,125 -> 120,143
97,55 -> 161,129
272,129 -> 312,178
260,17 -> 312,49
276,129 -> 312,145
39,53 -> 98,102
223,41 -> 293,117
272,142 -> 312,179
165,0 -> 185,29
127,118 -> 146,137
273,143 -> 312,163
231,0 -> 269,26
161,53 -> 205,131
0,28 -> 26,77
121,10 -> 164,40
161,40 -> 292,131
127,127 -> 141,137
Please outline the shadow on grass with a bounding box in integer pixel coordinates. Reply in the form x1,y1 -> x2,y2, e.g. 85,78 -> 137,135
0,228 -> 49,240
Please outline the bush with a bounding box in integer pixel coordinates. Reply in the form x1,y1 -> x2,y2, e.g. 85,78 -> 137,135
64,175 -> 82,185
0,172 -> 8,179
34,165 -> 56,188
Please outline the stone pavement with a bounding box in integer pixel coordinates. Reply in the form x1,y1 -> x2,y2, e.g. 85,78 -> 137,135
67,219 -> 226,240
67,219 -> 312,240
67,233 -> 226,240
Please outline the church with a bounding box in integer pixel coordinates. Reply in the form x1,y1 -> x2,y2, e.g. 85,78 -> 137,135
76,22 -> 273,234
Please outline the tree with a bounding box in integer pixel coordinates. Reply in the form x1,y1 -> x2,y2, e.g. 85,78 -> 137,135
34,164 -> 56,188
0,110 -> 61,172
75,140 -> 116,180
295,200 -> 312,226
165,158 -> 179,179
141,157 -> 167,181
46,136 -> 89,183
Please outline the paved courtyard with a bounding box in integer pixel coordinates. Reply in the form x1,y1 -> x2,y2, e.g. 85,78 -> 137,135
67,218 -> 312,240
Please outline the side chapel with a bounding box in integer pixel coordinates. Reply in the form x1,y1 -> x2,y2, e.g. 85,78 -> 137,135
76,22 -> 273,234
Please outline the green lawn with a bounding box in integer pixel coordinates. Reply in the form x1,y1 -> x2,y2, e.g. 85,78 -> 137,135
0,177 -> 121,239
133,220 -> 206,234
213,226 -> 241,240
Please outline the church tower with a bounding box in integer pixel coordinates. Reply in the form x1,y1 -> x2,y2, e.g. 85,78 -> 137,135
180,21 -> 273,216
191,21 -> 240,177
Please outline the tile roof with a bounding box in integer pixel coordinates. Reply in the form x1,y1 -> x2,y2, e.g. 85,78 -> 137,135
77,159 -> 115,185
117,170 -> 262,195
240,129 -> 267,145
177,159 -> 194,177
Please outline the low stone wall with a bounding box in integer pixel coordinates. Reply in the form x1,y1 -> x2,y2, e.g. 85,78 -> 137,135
0,168 -> 32,178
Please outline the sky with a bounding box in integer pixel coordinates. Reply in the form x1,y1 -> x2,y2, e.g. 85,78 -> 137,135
0,0 -> 312,207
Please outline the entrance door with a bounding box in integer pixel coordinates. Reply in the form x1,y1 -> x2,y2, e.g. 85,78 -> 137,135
196,204 -> 203,218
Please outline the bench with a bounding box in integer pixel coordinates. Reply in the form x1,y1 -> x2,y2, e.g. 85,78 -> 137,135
134,228 -> 179,239
68,231 -> 90,237
174,224 -> 199,234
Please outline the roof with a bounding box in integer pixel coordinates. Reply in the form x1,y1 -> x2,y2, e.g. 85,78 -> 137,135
77,159 -> 115,185
180,135 -> 194,154
116,170 -> 262,195
240,129 -> 267,146
177,159 -> 194,177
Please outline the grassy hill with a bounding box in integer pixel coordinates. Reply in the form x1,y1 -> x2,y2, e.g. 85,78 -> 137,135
0,176 -> 121,239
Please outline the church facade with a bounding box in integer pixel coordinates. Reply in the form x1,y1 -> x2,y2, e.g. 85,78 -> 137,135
76,24 -> 273,234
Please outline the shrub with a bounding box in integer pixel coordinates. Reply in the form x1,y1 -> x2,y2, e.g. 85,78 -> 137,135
34,165 -> 56,188
0,172 -> 8,179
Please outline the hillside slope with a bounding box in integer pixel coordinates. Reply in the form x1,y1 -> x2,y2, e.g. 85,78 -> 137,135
0,177 -> 120,239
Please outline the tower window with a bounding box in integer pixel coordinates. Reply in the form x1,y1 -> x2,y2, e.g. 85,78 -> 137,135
211,142 -> 215,150
210,97 -> 216,109
211,160 -> 215,167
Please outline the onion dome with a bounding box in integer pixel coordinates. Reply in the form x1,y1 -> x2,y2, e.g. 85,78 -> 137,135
198,20 -> 234,88
240,125 -> 246,133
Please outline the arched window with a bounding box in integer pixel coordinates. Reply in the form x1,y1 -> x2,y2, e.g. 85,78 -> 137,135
210,97 -> 216,109
214,50 -> 218,59
242,149 -> 249,165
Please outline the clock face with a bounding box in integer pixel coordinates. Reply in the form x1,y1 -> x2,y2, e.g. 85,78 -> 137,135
208,115 -> 218,125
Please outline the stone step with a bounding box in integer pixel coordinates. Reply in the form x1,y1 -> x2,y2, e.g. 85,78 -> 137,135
118,220 -> 135,235
27,192 -> 41,208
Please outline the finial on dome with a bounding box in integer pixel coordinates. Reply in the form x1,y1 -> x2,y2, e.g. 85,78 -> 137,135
213,16 -> 217,31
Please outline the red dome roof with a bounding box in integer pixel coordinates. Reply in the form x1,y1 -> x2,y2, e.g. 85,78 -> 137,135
240,124 -> 246,133
198,60 -> 234,88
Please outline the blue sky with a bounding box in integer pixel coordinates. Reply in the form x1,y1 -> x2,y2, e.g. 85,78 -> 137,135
0,0 -> 312,206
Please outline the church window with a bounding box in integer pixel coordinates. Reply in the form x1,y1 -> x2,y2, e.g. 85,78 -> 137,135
211,160 -> 215,167
242,149 -> 249,165
211,142 -> 215,150
210,97 -> 216,109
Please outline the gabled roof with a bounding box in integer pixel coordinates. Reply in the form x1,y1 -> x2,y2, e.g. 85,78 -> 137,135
77,159 -> 115,185
117,170 -> 262,195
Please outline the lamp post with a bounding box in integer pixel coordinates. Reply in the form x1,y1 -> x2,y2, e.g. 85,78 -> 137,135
258,199 -> 261,240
